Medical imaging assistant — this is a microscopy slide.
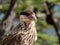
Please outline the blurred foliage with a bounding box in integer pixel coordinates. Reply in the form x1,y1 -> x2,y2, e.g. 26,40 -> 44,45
0,0 -> 60,45
0,0 -> 60,13
35,18 -> 59,45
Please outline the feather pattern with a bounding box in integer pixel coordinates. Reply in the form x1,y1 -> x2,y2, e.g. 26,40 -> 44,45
1,11 -> 37,45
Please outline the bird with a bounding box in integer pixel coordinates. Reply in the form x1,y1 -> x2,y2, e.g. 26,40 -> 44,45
1,8 -> 37,45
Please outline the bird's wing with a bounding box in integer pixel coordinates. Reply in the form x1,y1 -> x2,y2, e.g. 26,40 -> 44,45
1,23 -> 23,45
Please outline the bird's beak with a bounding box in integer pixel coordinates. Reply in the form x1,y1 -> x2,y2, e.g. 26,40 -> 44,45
33,16 -> 37,23
35,16 -> 37,23
31,14 -> 37,23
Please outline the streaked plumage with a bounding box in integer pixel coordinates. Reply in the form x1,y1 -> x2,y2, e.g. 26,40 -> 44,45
1,10 -> 37,45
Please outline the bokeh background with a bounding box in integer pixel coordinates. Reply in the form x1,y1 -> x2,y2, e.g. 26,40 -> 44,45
0,0 -> 60,45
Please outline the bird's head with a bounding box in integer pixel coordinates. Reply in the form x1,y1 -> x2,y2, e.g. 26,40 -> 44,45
20,8 -> 37,23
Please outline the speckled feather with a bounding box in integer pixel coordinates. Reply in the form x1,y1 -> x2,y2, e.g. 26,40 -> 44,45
1,11 -> 37,45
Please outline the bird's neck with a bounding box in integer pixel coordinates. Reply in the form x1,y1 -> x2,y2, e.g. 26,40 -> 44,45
20,21 -> 36,30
